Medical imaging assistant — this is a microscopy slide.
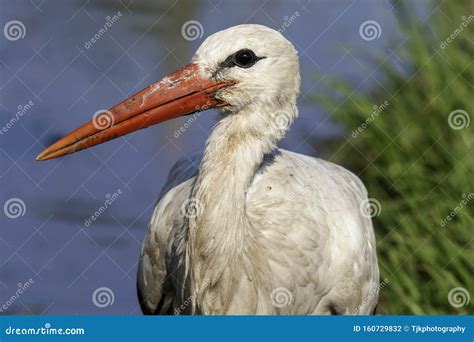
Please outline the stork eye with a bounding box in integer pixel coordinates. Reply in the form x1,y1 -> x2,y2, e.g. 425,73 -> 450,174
234,49 -> 257,68
219,49 -> 265,69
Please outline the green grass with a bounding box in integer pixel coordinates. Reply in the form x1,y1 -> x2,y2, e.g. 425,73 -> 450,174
314,1 -> 473,314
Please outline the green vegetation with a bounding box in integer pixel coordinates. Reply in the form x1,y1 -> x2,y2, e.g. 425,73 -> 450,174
316,1 -> 473,314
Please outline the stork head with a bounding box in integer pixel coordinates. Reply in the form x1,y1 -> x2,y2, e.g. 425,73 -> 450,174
194,24 -> 300,114
36,24 -> 300,161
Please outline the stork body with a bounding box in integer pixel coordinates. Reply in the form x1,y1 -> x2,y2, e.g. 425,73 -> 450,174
138,149 -> 378,315
37,24 -> 379,315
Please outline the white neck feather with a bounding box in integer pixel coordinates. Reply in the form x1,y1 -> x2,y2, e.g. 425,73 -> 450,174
186,99 -> 297,312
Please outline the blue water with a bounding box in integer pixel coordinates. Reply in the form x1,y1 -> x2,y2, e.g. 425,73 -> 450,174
0,0 -> 419,314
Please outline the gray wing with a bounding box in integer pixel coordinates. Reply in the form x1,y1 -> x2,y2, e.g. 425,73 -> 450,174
246,149 -> 379,314
137,152 -> 201,314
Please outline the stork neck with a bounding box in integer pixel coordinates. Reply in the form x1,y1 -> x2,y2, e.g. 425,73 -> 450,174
193,105 -> 291,231
194,101 -> 297,203
186,103 -> 296,310
197,114 -> 273,206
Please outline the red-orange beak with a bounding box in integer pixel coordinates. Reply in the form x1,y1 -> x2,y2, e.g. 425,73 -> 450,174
36,63 -> 234,161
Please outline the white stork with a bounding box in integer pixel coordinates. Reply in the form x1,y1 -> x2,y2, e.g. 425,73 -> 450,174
37,24 -> 379,315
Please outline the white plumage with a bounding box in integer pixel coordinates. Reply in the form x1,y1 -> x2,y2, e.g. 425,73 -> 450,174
137,24 -> 379,315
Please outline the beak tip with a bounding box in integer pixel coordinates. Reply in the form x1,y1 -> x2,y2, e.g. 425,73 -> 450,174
36,151 -> 47,161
